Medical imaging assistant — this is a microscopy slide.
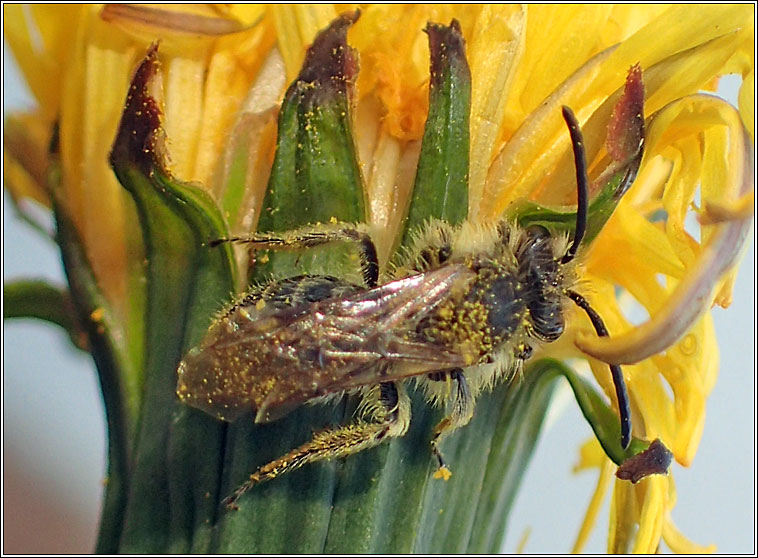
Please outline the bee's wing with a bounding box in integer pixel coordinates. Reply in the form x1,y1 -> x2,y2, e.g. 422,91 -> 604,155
250,265 -> 476,422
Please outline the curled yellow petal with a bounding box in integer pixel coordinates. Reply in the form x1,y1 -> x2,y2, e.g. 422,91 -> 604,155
576,96 -> 754,365
699,190 -> 755,225
100,4 -> 247,37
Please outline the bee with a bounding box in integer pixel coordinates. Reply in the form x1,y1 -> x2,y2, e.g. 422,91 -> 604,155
176,107 -> 632,509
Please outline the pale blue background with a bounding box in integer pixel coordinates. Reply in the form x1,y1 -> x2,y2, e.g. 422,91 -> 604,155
3,40 -> 755,553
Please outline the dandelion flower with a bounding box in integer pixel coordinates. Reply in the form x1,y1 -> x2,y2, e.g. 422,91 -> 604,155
4,4 -> 753,553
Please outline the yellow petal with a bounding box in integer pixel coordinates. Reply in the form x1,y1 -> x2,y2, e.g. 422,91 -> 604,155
700,191 -> 755,225
628,361 -> 677,444
596,5 -> 750,106
660,138 -> 701,268
226,5 -> 267,27
58,8 -> 141,310
483,44 -> 613,217
587,203 -> 686,284
271,4 -> 336,80
466,5 -> 525,219
632,476 -> 667,553
484,5 -> 752,218
738,70 -> 754,138
162,55 -> 208,181
504,4 -> 613,125
602,5 -> 670,44
642,28 -> 750,118
3,112 -> 52,207
652,314 -> 719,465
573,436 -> 607,472
662,518 -> 717,554
3,5 -> 84,119
609,475 -> 670,553
608,476 -> 637,553
3,150 -> 49,209
572,457 -> 615,553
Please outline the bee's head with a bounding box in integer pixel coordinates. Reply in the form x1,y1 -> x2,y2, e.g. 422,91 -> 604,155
518,224 -> 566,342
513,107 -> 589,343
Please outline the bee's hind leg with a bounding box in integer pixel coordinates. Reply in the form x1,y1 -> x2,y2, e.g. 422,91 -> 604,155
427,368 -> 474,480
223,381 -> 410,510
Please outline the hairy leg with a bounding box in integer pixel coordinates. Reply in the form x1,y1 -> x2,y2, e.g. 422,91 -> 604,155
223,381 -> 410,509
209,224 -> 379,287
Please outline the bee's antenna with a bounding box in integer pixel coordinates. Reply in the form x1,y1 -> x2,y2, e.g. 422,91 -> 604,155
561,106 -> 589,264
566,290 -> 632,450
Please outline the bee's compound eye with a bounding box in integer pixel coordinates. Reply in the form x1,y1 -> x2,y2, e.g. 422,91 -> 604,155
524,224 -> 550,241
517,224 -> 565,342
520,225 -> 555,267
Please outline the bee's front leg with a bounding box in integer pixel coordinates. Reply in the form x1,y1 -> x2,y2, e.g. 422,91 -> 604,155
223,381 -> 410,510
427,368 -> 474,480
208,223 -> 379,287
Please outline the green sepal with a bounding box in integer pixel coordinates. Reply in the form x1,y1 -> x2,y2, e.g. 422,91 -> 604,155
3,279 -> 86,351
399,18 -> 471,246
255,10 -> 365,281
109,45 -> 237,553
210,12 -> 367,552
35,118 -> 144,553
52,190 -> 138,554
505,160 -> 639,246
536,359 -> 648,465
506,65 -> 645,247
211,357 -> 561,554
321,364 -> 557,554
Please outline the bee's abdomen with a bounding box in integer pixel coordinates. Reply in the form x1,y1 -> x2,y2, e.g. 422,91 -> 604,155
228,274 -> 361,314
176,335 -> 254,422
177,275 -> 362,421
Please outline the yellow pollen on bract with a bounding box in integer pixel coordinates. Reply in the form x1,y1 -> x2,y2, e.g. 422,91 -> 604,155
433,466 -> 452,481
